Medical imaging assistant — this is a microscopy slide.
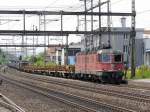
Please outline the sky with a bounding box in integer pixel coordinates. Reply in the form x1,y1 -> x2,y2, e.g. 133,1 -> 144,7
0,0 -> 149,56
0,0 -> 148,28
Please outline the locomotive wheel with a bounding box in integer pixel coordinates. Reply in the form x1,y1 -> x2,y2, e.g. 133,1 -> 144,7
83,74 -> 90,81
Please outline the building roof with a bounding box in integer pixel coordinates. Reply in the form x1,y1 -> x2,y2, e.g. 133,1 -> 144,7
98,49 -> 122,54
69,42 -> 81,48
144,30 -> 150,35
145,49 -> 150,53
94,27 -> 144,32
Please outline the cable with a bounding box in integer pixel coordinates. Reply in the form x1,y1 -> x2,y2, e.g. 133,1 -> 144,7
137,10 -> 150,15
111,0 -> 125,5
44,0 -> 60,10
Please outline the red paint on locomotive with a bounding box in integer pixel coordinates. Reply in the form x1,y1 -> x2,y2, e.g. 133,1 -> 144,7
75,49 -> 124,75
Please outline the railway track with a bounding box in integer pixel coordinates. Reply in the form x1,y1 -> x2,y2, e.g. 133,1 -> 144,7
121,82 -> 150,91
0,93 -> 25,112
0,73 -> 135,112
11,71 -> 150,104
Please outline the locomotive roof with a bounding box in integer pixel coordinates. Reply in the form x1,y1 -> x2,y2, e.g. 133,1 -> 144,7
77,49 -> 122,55
98,49 -> 122,54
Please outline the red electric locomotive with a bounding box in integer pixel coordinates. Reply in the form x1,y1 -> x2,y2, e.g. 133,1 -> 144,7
75,49 -> 125,84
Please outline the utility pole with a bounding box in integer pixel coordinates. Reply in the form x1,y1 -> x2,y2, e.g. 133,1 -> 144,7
65,35 -> 68,65
25,36 -> 28,57
12,36 -> 16,57
39,14 -> 41,31
44,14 -> 46,66
77,15 -> 79,31
33,25 -> 35,63
107,0 -> 111,47
99,0 -> 101,49
84,0 -> 87,50
22,10 -> 26,58
131,0 -> 136,78
84,0 -> 87,74
48,36 -> 49,46
91,0 -> 93,50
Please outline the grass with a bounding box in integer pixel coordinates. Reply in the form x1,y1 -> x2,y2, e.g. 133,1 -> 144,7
126,65 -> 150,79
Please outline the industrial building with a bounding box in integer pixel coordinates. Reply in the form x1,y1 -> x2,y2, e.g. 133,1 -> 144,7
47,42 -> 81,65
143,30 -> 150,66
81,17 -> 144,67
60,42 -> 81,65
46,45 -> 63,63
46,28 -> 149,67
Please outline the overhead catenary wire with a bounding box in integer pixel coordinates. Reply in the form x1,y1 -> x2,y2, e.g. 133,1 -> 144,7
0,0 -> 134,56
137,10 -> 150,15
0,0 -> 127,28
44,0 -> 60,10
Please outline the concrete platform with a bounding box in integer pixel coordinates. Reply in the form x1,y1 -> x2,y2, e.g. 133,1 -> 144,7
0,94 -> 25,112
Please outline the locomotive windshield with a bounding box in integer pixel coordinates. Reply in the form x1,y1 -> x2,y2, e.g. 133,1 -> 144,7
114,54 -> 122,63
101,53 -> 111,63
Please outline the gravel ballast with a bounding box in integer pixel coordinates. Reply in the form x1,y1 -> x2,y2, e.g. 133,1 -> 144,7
0,78 -> 81,112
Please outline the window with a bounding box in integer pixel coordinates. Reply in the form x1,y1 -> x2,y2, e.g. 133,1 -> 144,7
100,54 -> 111,63
123,45 -> 128,53
114,54 -> 122,63
123,46 -> 125,52
124,34 -> 128,40
58,56 -> 61,61
52,56 -> 56,60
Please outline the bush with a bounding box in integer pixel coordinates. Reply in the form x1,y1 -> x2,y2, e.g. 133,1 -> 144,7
127,65 -> 150,79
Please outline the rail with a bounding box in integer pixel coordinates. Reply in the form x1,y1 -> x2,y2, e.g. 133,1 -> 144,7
0,94 -> 25,112
0,74 -> 135,112
14,71 -> 150,103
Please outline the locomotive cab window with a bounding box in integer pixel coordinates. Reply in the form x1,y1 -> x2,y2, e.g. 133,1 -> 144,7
114,54 -> 122,63
100,53 -> 111,63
